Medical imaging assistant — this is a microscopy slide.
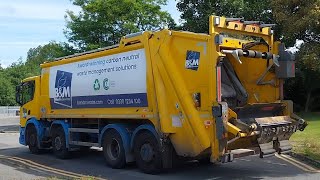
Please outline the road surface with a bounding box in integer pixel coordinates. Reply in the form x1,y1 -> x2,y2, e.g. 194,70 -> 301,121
0,133 -> 319,180
0,117 -> 319,179
0,116 -> 19,132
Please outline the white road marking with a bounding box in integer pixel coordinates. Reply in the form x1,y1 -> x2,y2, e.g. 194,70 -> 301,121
0,155 -> 106,179
275,154 -> 320,173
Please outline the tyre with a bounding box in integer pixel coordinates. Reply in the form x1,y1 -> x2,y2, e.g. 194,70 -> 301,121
133,131 -> 162,174
51,126 -> 70,159
102,129 -> 126,169
198,157 -> 211,164
26,125 -> 41,154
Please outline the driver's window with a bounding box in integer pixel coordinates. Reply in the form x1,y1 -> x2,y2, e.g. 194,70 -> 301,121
21,81 -> 35,105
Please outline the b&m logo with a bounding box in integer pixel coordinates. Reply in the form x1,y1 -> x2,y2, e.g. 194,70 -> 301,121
185,50 -> 200,71
54,70 -> 72,108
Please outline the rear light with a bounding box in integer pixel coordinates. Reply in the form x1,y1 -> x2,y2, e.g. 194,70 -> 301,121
261,106 -> 274,111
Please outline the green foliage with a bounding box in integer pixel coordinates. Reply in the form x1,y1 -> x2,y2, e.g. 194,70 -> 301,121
176,0 -> 319,45
277,0 -> 320,112
271,0 -> 320,46
285,42 -> 320,112
290,113 -> 320,161
0,72 -> 16,106
297,42 -> 320,72
3,60 -> 33,90
26,42 -> 76,66
176,0 -> 273,33
65,0 -> 175,50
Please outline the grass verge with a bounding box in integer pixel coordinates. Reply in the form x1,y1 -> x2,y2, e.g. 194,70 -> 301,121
290,112 -> 320,161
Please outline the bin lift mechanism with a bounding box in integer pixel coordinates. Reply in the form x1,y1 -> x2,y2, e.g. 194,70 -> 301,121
219,17 -> 279,67
221,49 -> 280,67
217,17 -> 281,86
221,49 -> 280,86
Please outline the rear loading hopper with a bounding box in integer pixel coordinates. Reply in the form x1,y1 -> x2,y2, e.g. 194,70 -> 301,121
227,103 -> 306,158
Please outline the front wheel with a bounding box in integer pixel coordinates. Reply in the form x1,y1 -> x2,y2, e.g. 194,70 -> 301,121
133,131 -> 162,174
51,127 -> 70,159
26,125 -> 41,154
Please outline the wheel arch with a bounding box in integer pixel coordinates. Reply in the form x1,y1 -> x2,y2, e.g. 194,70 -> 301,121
50,120 -> 70,148
25,118 -> 46,148
131,124 -> 163,174
100,123 -> 137,162
130,124 -> 159,150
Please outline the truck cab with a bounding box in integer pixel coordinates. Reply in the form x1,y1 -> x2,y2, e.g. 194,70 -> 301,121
16,76 -> 41,129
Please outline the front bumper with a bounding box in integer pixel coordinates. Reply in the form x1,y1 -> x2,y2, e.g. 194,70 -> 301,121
19,126 -> 26,145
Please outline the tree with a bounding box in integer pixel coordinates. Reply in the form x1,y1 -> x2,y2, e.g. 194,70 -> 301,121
65,0 -> 175,50
272,0 -> 320,111
0,72 -> 16,106
25,41 -> 76,73
271,0 -> 320,46
176,0 -> 273,34
176,0 -> 319,44
296,43 -> 320,112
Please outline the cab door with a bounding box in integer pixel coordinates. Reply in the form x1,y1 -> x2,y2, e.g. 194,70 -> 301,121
16,77 -> 40,127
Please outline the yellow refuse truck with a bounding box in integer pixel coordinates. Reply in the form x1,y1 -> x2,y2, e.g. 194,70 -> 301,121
16,16 -> 307,174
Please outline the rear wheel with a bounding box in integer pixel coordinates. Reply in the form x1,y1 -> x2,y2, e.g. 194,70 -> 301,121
102,129 -> 126,169
133,131 -> 162,174
26,125 -> 41,154
51,126 -> 70,159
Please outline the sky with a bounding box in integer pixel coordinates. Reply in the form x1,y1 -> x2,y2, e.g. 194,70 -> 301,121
0,0 -> 181,68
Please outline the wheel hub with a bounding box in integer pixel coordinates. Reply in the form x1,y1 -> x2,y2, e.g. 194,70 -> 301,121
54,136 -> 62,151
107,138 -> 120,160
29,134 -> 36,146
140,143 -> 155,162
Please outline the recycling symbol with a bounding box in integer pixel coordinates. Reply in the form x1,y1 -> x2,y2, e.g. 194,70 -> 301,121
93,79 -> 100,90
103,78 -> 109,90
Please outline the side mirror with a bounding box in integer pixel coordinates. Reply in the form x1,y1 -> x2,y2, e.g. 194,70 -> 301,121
15,85 -> 22,105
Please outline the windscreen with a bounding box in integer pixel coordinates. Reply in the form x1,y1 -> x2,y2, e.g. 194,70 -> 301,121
16,81 -> 35,105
